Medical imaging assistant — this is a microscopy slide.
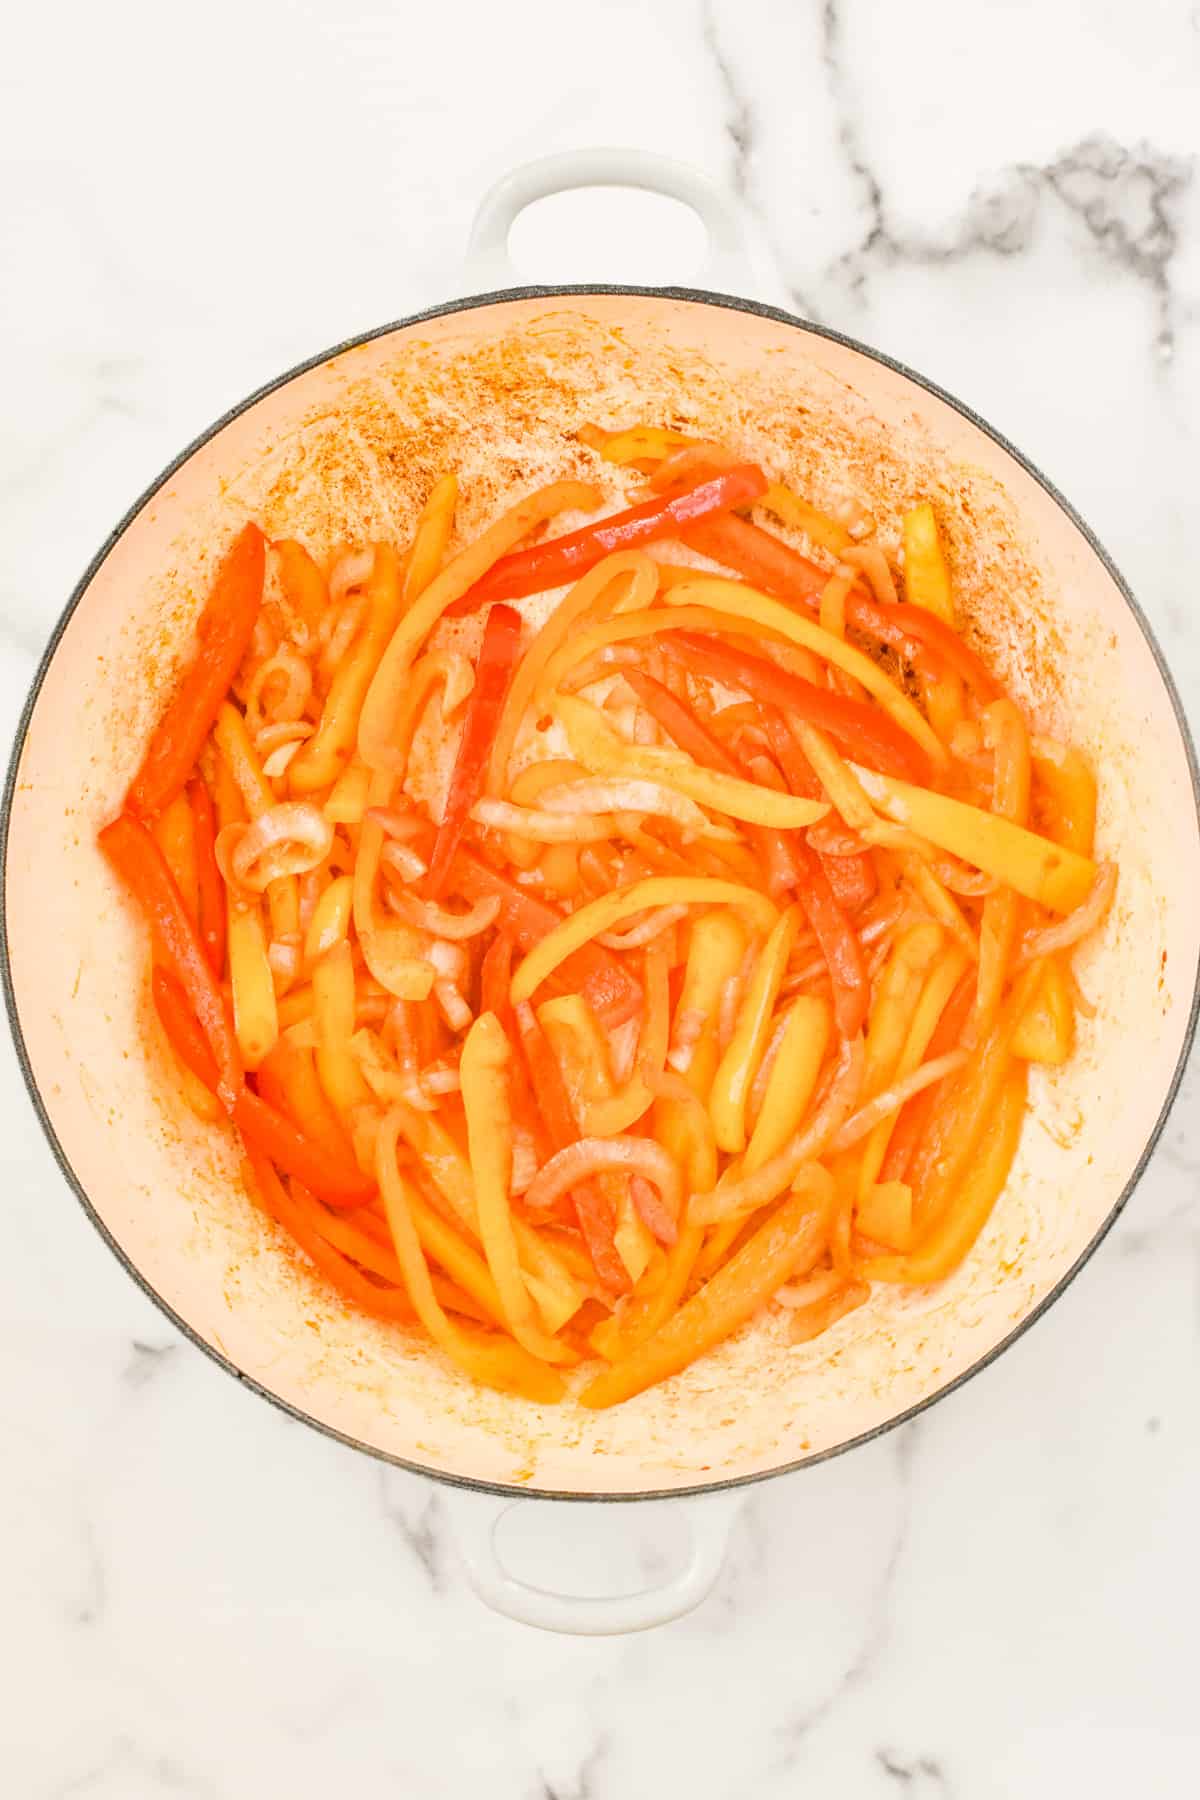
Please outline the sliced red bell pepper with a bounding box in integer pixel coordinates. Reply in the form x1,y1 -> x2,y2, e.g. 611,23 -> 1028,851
479,932 -> 515,1024
792,842 -> 869,1039
762,713 -> 875,910
187,776 -> 226,978
126,523 -> 266,819
683,512 -> 998,699
100,811 -> 243,1107
453,849 -> 643,1029
664,632 -> 932,784
879,973 -> 975,1184
152,968 -> 376,1207
512,999 -> 630,1295
426,602 -> 523,897
819,850 -> 877,914
445,464 -> 768,616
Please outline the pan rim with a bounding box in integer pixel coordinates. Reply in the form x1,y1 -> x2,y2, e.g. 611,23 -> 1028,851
3,280 -> 1198,1504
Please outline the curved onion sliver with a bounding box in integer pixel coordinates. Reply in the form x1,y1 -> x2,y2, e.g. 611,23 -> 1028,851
523,1137 -> 684,1223
245,648 -> 312,735
830,1049 -> 967,1153
261,738 -> 307,779
382,843 -> 429,884
1017,862 -> 1117,966
472,798 -> 626,844
841,542 -> 898,606
393,892 -> 501,941
231,802 -> 334,891
597,904 -> 687,951
328,546 -> 374,604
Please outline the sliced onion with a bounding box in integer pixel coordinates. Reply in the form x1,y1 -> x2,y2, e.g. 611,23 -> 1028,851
261,738 -> 306,779
231,802 -> 334,891
1017,862 -> 1117,965
538,777 -> 717,839
366,806 -> 425,841
930,856 -> 997,898
689,1035 -> 865,1227
830,1049 -> 967,1153
245,648 -> 312,734
597,904 -> 687,951
328,546 -> 374,604
428,938 -> 467,984
630,1173 -> 678,1246
393,892 -> 501,941
420,1062 -> 462,1097
320,594 -> 367,680
434,980 -> 473,1033
511,1125 -> 539,1197
472,797 -> 626,844
775,1267 -> 844,1308
666,1006 -> 706,1074
841,542 -> 898,605
267,941 -> 301,987
215,823 -> 247,890
524,1137 -> 684,1222
254,719 -> 313,755
381,842 -> 429,883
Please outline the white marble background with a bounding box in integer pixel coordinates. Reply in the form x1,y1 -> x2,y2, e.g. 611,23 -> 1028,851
3,1 -> 1199,1794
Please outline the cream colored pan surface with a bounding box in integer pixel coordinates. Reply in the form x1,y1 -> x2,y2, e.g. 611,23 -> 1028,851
5,290 -> 1197,1496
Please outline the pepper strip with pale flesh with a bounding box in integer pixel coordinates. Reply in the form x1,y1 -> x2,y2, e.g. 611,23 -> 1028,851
425,601 -> 523,897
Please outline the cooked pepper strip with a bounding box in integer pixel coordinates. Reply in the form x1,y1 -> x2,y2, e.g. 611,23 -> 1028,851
151,968 -> 375,1205
709,902 -> 805,1153
580,1168 -> 834,1408
426,602 -> 523,897
446,464 -> 768,615
101,812 -> 243,1107
187,777 -> 226,978
126,523 -> 266,819
901,503 -> 954,623
663,632 -> 932,785
792,843 -> 869,1040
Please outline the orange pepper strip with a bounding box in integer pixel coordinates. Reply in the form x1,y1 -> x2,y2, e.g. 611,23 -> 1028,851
255,1036 -> 357,1167
152,968 -> 375,1207
245,1151 -> 412,1320
580,1168 -> 834,1408
272,537 -> 328,638
187,777 -> 226,978
787,1279 -> 870,1343
879,973 -> 975,1184
126,523 -> 266,818
101,812 -> 243,1107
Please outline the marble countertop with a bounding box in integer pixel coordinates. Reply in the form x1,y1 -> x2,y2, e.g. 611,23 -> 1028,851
3,1 -> 1199,1793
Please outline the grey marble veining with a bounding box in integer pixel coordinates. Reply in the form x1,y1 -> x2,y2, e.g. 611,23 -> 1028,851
2,1 -> 1198,1794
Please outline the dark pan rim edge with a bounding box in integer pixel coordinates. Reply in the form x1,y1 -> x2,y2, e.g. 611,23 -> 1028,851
2,282 -> 1198,1505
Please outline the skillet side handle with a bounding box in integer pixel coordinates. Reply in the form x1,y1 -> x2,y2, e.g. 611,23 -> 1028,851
442,1488 -> 743,1635
462,147 -> 761,297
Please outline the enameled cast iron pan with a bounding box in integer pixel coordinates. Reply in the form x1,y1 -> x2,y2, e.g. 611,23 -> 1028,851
4,152 -> 1198,1633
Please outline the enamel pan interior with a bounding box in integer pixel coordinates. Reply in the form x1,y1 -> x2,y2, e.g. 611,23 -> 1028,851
3,287 -> 1197,1500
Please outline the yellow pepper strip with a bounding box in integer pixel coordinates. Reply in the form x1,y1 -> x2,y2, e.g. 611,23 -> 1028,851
905,856 -> 979,961
375,1112 -> 565,1403
580,1168 -> 835,1407
487,550 -> 657,795
276,984 -> 313,1030
580,423 -> 696,466
863,922 -> 945,1100
152,792 -> 199,920
1011,957 -> 1075,1065
535,995 -> 655,1282
861,1064 -> 1027,1284
213,702 -> 300,942
352,768 -> 435,1001
655,910 -> 747,1181
921,669 -> 964,746
303,873 -> 353,968
743,995 -> 830,1175
1031,736 -> 1097,856
909,961 -> 1042,1235
459,1013 -> 574,1363
359,480 -> 599,771
535,603 -> 780,700
403,472 -> 458,606
205,735 -> 245,831
312,940 -> 373,1116
974,698 -> 1032,1032
227,897 -> 278,1068
583,937 -> 671,1138
661,580 -> 949,770
710,902 -> 805,1153
291,544 -> 403,793
851,766 -> 1095,914
856,943 -> 968,1203
818,564 -> 854,639
511,876 -> 777,1006
901,502 -> 954,623
324,757 -> 372,826
760,483 -> 853,558
376,1100 -> 582,1328
589,1222 -> 706,1363
792,722 -> 876,830
538,843 -> 583,899
856,1180 -> 913,1252
553,693 -> 829,831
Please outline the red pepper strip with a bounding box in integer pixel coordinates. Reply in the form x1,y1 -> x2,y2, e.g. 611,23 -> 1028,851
513,1002 -> 631,1295
761,713 -> 875,911
100,812 -> 243,1107
426,603 -> 524,897
152,968 -> 377,1207
126,523 -> 266,819
879,974 -> 975,1185
187,776 -> 226,978
445,464 -> 768,616
683,512 -> 998,699
792,843 -> 869,1039
623,668 -> 798,893
820,851 -> 877,914
479,932 -> 515,1022
245,1151 -> 413,1321
664,632 -> 932,784
453,849 -> 643,1029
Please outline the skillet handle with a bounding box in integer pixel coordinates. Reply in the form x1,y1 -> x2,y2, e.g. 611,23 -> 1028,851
442,1487 -> 743,1635
462,147 -> 760,297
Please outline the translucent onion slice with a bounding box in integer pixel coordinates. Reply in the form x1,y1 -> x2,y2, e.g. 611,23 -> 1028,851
230,802 -> 334,891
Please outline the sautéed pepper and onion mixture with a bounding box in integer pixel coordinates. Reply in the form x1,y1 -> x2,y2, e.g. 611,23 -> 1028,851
100,425 -> 1115,1407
